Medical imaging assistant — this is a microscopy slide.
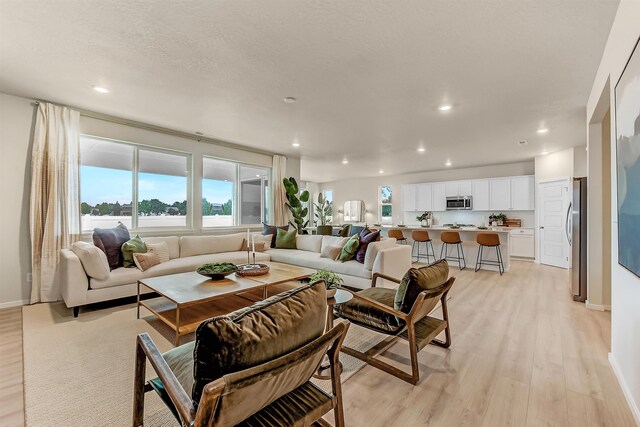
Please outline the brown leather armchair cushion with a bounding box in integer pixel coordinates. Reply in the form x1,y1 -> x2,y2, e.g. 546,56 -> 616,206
394,260 -> 450,313
334,287 -> 405,334
192,281 -> 326,404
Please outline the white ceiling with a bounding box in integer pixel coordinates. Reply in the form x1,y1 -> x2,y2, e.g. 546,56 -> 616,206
0,0 -> 618,183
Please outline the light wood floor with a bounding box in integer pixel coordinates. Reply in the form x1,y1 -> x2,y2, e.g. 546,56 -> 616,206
0,261 -> 635,426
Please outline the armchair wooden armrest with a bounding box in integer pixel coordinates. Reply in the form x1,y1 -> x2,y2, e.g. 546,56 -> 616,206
133,333 -> 196,427
371,272 -> 402,288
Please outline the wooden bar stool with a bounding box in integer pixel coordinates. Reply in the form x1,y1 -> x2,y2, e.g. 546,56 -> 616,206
440,231 -> 466,270
388,229 -> 408,244
411,230 -> 436,263
475,232 -> 505,275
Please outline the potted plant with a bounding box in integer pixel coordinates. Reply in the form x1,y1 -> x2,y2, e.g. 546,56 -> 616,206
282,177 -> 310,234
495,213 -> 507,226
416,211 -> 433,227
309,269 -> 344,298
314,192 -> 333,235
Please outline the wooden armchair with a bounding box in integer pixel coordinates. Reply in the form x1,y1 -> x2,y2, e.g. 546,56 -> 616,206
133,281 -> 349,427
334,260 -> 454,385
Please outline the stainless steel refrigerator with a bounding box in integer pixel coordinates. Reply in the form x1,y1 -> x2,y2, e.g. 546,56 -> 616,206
571,177 -> 587,302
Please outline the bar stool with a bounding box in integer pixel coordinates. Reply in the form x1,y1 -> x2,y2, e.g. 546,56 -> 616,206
475,233 -> 504,275
440,231 -> 466,270
388,229 -> 408,245
411,230 -> 436,263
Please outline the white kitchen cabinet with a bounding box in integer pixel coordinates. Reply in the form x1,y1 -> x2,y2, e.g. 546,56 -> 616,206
445,182 -> 459,197
490,178 -> 512,210
416,184 -> 432,211
402,184 -> 417,211
510,228 -> 535,258
445,180 -> 472,197
510,176 -> 535,210
472,179 -> 490,211
458,180 -> 472,196
432,182 -> 447,211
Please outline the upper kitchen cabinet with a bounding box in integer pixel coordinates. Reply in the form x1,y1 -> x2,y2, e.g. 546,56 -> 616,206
490,178 -> 512,210
416,183 -> 432,211
445,180 -> 472,197
510,176 -> 535,210
402,184 -> 417,211
432,182 -> 447,211
472,179 -> 490,211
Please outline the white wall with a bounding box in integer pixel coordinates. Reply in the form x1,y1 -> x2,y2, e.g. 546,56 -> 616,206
319,161 -> 534,226
0,92 -> 301,307
573,145 -> 588,177
587,0 -> 640,422
534,147 -> 575,183
0,92 -> 34,307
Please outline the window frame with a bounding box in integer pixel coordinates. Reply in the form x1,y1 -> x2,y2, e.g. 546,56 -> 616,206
80,134 -> 193,233
379,185 -> 393,225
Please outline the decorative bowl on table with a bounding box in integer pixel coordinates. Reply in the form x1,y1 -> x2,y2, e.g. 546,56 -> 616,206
449,225 -> 461,229
196,262 -> 238,280
236,263 -> 270,277
477,226 -> 489,230
397,224 -> 407,228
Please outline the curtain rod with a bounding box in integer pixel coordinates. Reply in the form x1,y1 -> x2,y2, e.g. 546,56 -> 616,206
30,100 -> 288,159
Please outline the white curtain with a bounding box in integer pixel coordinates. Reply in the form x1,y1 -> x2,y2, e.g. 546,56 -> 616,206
30,103 -> 81,303
271,154 -> 288,226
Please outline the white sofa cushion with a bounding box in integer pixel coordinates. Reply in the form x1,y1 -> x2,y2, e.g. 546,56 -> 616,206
320,236 -> 348,253
267,249 -> 371,279
146,241 -> 170,263
71,241 -> 110,280
90,266 -> 144,289
179,233 -> 244,257
296,235 -> 323,253
144,236 -> 179,259
364,238 -> 397,271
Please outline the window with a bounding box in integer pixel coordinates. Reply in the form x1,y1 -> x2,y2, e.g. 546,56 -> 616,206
80,135 -> 191,231
324,190 -> 333,224
379,185 -> 393,224
202,157 -> 270,227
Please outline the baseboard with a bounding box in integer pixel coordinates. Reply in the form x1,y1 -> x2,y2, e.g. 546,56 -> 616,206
609,353 -> 640,426
0,299 -> 29,309
585,301 -> 605,311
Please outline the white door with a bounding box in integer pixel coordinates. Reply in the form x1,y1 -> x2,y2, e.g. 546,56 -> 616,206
445,181 -> 459,197
416,184 -> 432,211
432,182 -> 447,211
402,184 -> 416,211
490,178 -> 511,210
472,179 -> 490,211
511,176 -> 535,210
538,178 -> 571,268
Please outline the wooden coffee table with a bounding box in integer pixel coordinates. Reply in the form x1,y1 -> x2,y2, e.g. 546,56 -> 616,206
137,262 -> 315,345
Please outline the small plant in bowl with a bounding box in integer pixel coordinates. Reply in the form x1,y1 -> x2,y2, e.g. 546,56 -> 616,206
196,262 -> 238,280
310,269 -> 344,298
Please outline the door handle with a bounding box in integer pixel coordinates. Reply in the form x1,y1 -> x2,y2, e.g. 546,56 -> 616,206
566,202 -> 572,245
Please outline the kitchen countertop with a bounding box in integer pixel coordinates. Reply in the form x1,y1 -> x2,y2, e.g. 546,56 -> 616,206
376,225 -> 512,233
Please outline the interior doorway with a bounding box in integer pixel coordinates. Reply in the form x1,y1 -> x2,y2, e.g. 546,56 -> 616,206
538,178 -> 572,268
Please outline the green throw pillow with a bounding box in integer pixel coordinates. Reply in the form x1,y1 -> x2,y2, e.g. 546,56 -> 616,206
275,228 -> 297,249
338,234 -> 360,262
121,235 -> 147,268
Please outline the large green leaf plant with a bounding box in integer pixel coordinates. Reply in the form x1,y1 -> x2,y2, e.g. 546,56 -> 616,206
314,192 -> 332,226
282,177 -> 310,234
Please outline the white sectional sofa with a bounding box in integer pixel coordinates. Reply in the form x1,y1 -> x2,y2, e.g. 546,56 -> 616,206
60,232 -> 412,316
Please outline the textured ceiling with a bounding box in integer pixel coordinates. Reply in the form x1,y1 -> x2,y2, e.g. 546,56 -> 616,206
0,0 -> 618,182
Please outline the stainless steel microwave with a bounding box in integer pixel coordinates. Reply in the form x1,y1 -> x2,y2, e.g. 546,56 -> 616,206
446,196 -> 473,210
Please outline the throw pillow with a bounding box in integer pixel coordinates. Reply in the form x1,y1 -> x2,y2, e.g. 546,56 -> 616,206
92,222 -> 131,270
133,251 -> 161,272
394,259 -> 450,313
275,228 -> 297,249
338,224 -> 351,237
252,233 -> 273,249
146,241 -> 170,263
70,241 -> 110,280
338,234 -> 360,262
320,245 -> 343,260
356,229 -> 381,263
262,223 -> 289,248
121,235 -> 147,268
240,239 -> 266,252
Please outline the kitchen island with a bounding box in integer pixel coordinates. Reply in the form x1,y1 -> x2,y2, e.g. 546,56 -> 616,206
377,225 -> 511,272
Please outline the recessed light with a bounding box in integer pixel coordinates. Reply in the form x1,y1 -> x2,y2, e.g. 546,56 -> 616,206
292,142 -> 300,147
379,170 -> 384,174
417,147 -> 426,152
541,151 -> 549,155
93,86 -> 109,94
445,160 -> 452,166
283,97 -> 297,103
438,104 -> 452,111
342,159 -> 349,165
256,174 -> 260,177
537,128 -> 549,134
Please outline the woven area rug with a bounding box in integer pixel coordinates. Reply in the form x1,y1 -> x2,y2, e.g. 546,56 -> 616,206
23,301 -> 384,426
